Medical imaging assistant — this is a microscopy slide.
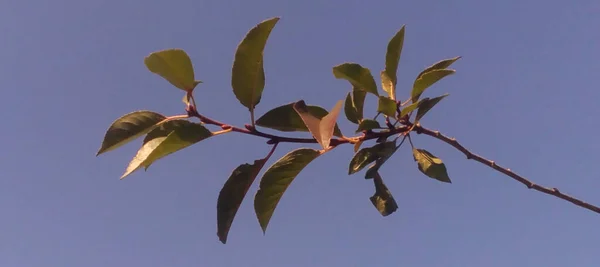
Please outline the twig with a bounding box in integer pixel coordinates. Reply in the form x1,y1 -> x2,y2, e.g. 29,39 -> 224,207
414,124 -> 600,214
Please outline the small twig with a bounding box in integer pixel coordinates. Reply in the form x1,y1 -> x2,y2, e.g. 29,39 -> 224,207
414,124 -> 600,214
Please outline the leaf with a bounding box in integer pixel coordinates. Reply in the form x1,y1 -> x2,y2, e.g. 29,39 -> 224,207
97,111 -> 167,156
348,141 -> 396,175
344,92 -> 359,124
399,100 -> 422,118
217,160 -> 267,244
417,56 -> 461,79
369,172 -> 398,216
254,148 -> 321,233
412,148 -> 452,183
121,120 -> 212,179
356,119 -> 382,133
353,140 -> 364,152
231,17 -> 280,111
293,100 -> 343,150
415,94 -> 449,122
381,26 -> 405,99
364,142 -> 400,179
144,49 -> 199,91
256,102 -> 343,137
411,69 -> 455,103
377,96 -> 397,117
332,63 -> 379,96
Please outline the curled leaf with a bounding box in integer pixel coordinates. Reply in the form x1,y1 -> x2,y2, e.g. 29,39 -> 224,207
369,172 -> 398,216
144,49 -> 199,91
412,148 -> 452,183
333,63 -> 379,96
349,141 -> 396,175
293,100 -> 343,150
256,102 -> 343,137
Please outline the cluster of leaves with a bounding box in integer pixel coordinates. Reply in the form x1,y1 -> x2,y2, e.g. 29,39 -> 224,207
96,17 -> 460,244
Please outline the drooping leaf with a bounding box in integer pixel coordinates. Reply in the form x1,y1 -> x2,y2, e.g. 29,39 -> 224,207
381,26 -> 405,99
356,119 -> 382,133
412,148 -> 451,183
97,111 -> 167,156
369,172 -> 398,216
344,92 -> 359,124
417,56 -> 461,79
121,120 -> 212,179
377,96 -> 397,117
348,141 -> 396,175
231,17 -> 280,110
399,100 -> 422,118
256,102 -> 343,137
364,142 -> 400,179
217,159 -> 267,244
415,94 -> 449,122
144,49 -> 200,91
254,148 -> 321,233
332,63 -> 379,96
411,69 -> 455,103
293,100 -> 343,150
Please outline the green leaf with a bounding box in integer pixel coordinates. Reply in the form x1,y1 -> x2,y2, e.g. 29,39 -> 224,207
364,142 -> 400,179
399,100 -> 421,118
217,159 -> 267,244
231,17 -> 280,111
356,119 -> 382,133
411,69 -> 455,103
412,148 -> 452,183
417,56 -> 461,79
415,94 -> 449,122
377,96 -> 397,117
293,100 -> 343,150
121,120 -> 212,179
381,26 -> 405,99
348,141 -> 396,175
97,111 -> 167,156
144,49 -> 199,91
369,172 -> 398,216
254,148 -> 321,233
332,63 -> 379,96
256,102 -> 343,137
344,89 -> 366,124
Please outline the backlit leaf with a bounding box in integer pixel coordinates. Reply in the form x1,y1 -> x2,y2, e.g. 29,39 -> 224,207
254,148 -> 321,232
356,119 -> 382,133
369,172 -> 398,216
381,26 -> 405,99
411,69 -> 455,103
144,49 -> 199,91
217,160 -> 267,244
415,94 -> 449,122
344,92 -> 359,124
293,100 -> 343,150
364,142 -> 400,179
231,17 -> 280,110
412,148 -> 451,183
344,89 -> 366,124
333,63 -> 379,96
399,100 -> 422,118
121,120 -> 212,179
349,141 -> 396,175
417,56 -> 461,79
377,96 -> 397,117
256,102 -> 343,137
97,111 -> 167,156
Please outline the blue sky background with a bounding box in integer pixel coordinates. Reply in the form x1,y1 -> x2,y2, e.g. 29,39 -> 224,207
2,0 -> 600,266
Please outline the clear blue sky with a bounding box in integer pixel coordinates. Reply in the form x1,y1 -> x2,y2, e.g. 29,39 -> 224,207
2,0 -> 599,266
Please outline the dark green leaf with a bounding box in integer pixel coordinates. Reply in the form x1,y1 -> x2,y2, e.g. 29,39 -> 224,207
412,148 -> 451,183
217,160 -> 266,244
332,63 -> 379,96
369,172 -> 398,216
411,69 -> 455,103
144,49 -> 200,91
356,119 -> 382,133
344,92 -> 359,124
254,148 -> 321,232
377,96 -> 397,117
415,94 -> 449,122
381,26 -> 405,99
399,100 -> 422,118
364,142 -> 400,179
121,120 -> 212,179
231,17 -> 280,110
256,102 -> 343,137
348,141 -> 396,175
97,111 -> 167,156
417,56 -> 461,79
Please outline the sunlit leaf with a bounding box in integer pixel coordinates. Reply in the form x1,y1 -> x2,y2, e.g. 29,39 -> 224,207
356,119 -> 382,133
97,111 -> 167,156
377,96 -> 397,117
254,148 -> 321,232
332,63 -> 379,96
415,94 -> 449,122
354,140 -> 364,152
412,148 -> 451,183
399,100 -> 422,118
217,160 -> 267,244
381,26 -> 405,99
231,17 -> 280,110
293,100 -> 343,150
416,56 -> 461,79
348,141 -> 396,175
411,69 -> 455,103
369,172 -> 398,216
121,120 -> 212,179
256,102 -> 343,137
144,49 -> 199,91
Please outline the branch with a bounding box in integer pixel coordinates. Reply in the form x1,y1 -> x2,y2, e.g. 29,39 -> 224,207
414,124 -> 600,214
